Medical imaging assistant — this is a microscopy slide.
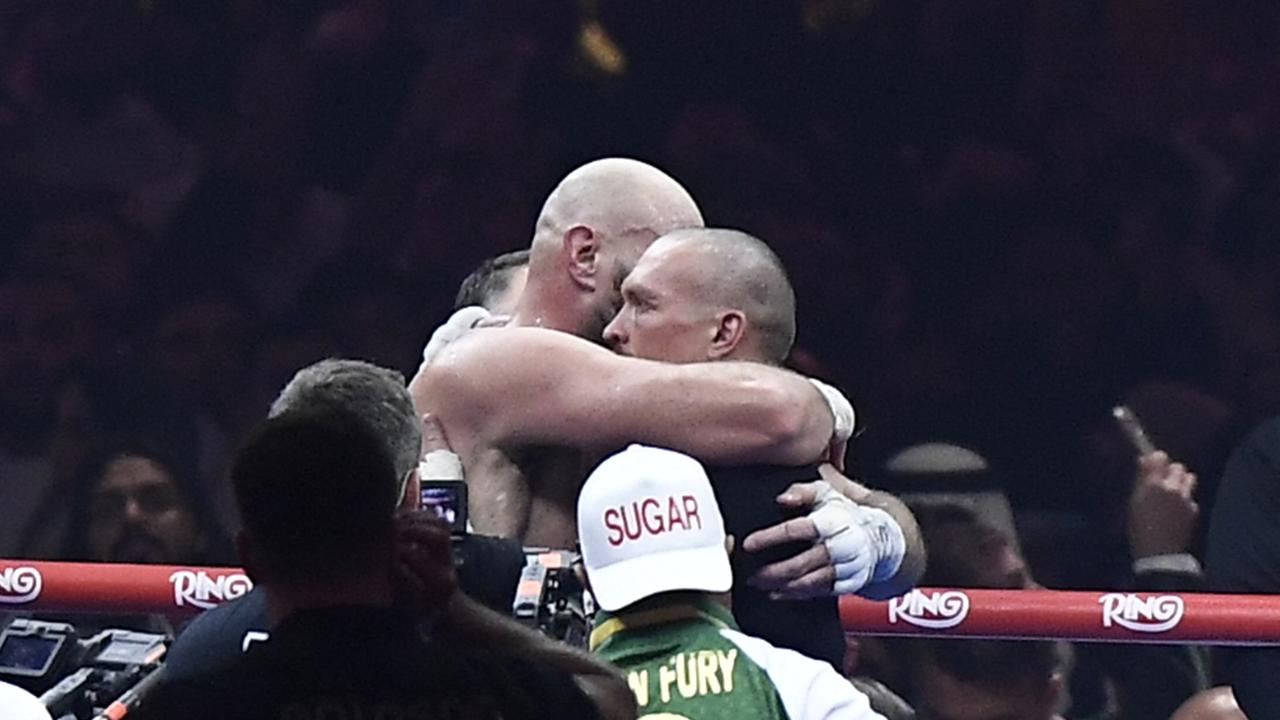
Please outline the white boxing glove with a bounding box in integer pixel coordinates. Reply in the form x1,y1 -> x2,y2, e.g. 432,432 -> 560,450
808,480 -> 906,595
420,306 -> 492,368
807,377 -> 856,444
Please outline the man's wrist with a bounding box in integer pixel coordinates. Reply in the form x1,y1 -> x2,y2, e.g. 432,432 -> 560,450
862,506 -> 907,584
806,378 -> 855,444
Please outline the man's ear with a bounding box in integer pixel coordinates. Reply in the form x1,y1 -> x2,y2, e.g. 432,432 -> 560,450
399,468 -> 421,511
708,310 -> 747,360
235,529 -> 266,584
564,225 -> 599,290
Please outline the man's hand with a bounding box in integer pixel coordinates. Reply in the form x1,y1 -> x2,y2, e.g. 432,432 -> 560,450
393,509 -> 458,619
742,465 -> 906,599
1130,451 -> 1199,559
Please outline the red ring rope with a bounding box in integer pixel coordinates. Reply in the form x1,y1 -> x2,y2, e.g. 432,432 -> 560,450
0,560 -> 251,617
2,560 -> 1277,645
840,587 -> 1280,645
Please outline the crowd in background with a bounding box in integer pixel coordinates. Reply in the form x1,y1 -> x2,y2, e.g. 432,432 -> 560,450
2,1 -> 1279,715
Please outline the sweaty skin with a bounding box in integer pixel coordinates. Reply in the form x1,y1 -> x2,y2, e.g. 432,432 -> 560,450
412,160 -> 835,548
413,326 -> 835,548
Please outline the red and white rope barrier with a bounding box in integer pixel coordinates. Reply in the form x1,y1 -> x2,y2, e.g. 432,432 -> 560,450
840,587 -> 1280,645
3,560 -> 1279,645
0,560 -> 251,617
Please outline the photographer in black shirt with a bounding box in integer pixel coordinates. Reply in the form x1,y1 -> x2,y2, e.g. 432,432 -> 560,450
141,409 -> 627,719
164,359 -> 526,682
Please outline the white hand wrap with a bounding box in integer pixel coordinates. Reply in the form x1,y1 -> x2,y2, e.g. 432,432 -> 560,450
807,377 -> 856,443
418,449 -> 464,481
809,480 -> 906,595
420,306 -> 492,367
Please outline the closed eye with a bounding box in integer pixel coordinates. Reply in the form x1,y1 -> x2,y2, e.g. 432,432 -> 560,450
622,288 -> 657,312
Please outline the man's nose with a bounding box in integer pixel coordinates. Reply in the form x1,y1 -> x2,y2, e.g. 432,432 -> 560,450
602,316 -> 626,348
123,496 -> 148,524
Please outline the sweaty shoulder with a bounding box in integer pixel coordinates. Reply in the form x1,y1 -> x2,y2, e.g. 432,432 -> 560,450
421,327 -> 588,383
411,327 -> 614,446
415,327 -> 625,406
412,327 -> 510,413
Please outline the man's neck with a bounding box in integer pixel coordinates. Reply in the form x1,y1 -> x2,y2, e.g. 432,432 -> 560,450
511,281 -> 583,334
721,346 -> 773,366
263,573 -> 396,626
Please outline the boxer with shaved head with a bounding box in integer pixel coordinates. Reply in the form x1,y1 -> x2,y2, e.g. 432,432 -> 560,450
604,227 -> 923,666
412,159 -> 848,549
604,228 -> 799,365
517,157 -> 707,339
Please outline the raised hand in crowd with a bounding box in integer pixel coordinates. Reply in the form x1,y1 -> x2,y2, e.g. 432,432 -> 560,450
1129,451 -> 1199,563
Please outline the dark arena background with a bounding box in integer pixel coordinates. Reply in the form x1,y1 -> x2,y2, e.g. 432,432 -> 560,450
2,1 -> 1280,718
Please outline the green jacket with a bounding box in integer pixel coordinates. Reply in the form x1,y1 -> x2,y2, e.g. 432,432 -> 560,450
591,596 -> 882,720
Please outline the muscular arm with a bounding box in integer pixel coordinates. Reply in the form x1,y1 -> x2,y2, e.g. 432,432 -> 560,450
412,327 -> 834,466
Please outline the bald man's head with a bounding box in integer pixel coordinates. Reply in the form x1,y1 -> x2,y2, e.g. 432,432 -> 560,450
521,158 -> 704,339
1170,687 -> 1246,720
604,228 -> 797,365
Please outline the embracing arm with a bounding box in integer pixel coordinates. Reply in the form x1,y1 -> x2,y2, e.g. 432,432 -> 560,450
414,327 -> 834,465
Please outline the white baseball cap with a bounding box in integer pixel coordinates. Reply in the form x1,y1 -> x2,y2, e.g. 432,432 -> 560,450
0,681 -> 53,720
578,445 -> 732,611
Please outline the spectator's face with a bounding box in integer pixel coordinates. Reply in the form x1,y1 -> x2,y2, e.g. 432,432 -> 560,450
603,240 -> 718,363
914,662 -> 1058,720
87,456 -> 203,564
931,520 -> 1034,589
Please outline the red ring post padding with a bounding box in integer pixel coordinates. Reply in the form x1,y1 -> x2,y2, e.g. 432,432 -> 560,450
4,560 -> 1279,645
840,587 -> 1280,645
0,560 -> 252,617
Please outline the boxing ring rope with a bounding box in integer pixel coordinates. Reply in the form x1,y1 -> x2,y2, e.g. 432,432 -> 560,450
840,587 -> 1280,646
3,560 -> 1279,645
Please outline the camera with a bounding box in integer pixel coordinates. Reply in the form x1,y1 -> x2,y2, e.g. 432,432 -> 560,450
0,618 -> 168,719
512,550 -> 591,648
420,480 -> 468,537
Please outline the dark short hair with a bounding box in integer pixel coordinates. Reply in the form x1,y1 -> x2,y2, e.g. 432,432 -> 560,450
231,410 -> 399,585
454,249 -> 530,310
919,639 -> 1060,693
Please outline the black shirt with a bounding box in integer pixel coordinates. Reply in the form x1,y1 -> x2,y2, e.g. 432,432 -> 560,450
1205,416 -> 1280,719
706,463 -> 845,670
163,533 -> 526,682
141,605 -> 598,720
162,586 -> 269,682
